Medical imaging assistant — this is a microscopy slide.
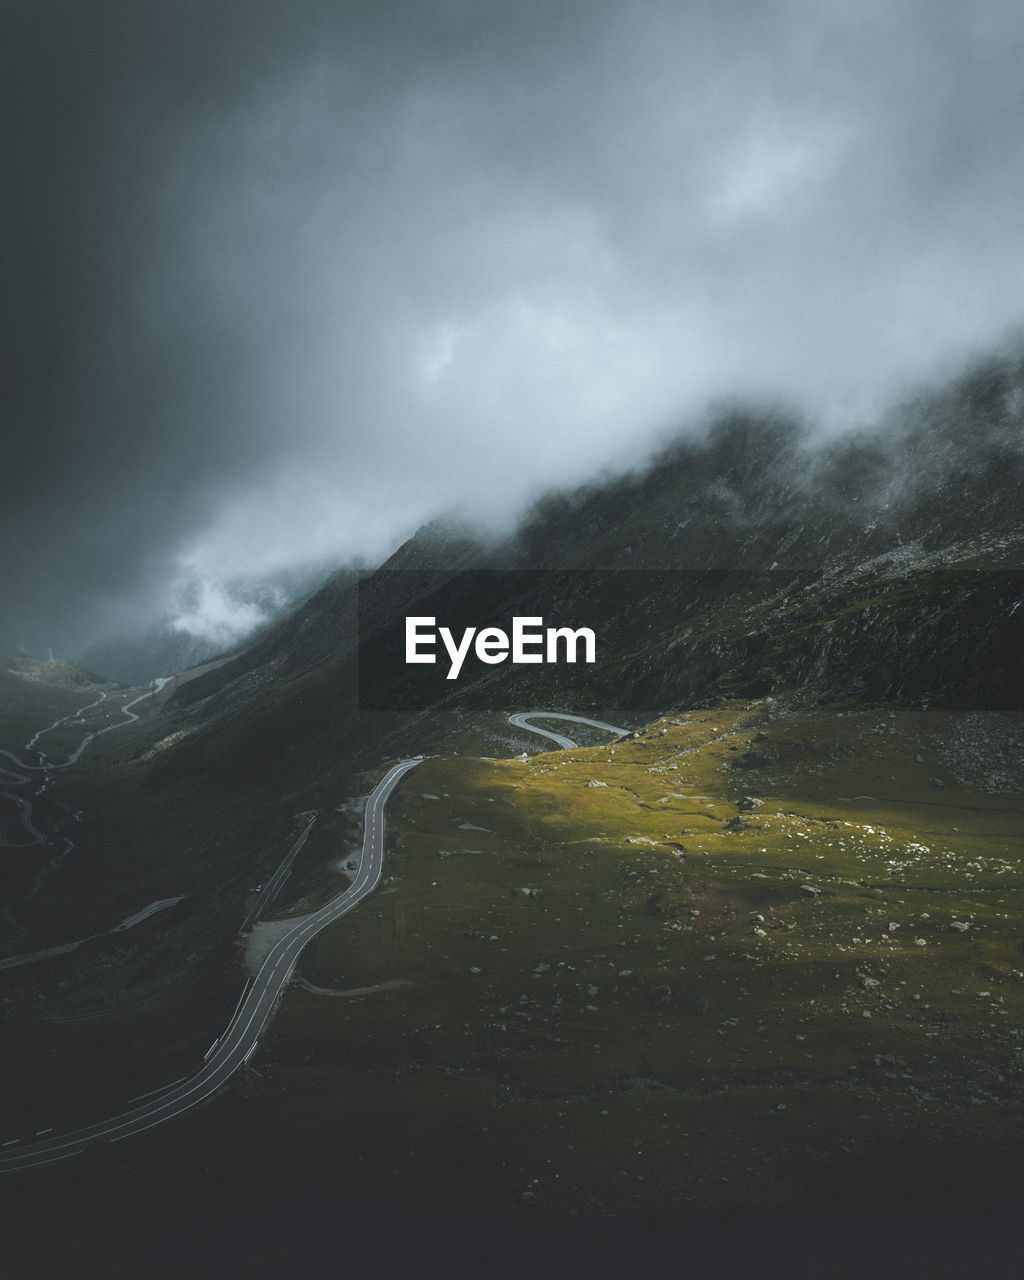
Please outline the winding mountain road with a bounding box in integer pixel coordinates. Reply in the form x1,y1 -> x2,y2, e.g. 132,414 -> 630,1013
0,711 -> 626,1174
508,710 -> 629,750
0,757 -> 422,1172
0,678 -> 173,851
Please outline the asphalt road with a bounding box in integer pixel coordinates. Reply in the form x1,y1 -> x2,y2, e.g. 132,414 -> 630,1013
0,756 -> 422,1174
507,710 -> 630,750
1,679 -> 172,849
239,815 -> 318,934
0,711 -> 629,1173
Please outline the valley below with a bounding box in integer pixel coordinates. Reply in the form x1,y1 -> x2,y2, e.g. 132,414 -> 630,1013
3,362 -> 1024,1278
2,665 -> 1023,1278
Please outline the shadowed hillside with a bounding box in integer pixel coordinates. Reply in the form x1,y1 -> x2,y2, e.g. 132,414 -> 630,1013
2,344 -> 1023,1279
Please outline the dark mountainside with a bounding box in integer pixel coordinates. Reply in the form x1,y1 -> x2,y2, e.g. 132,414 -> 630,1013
22,346 -> 1012,1005
2,346 -> 1024,1278
69,562 -> 343,688
166,345 -> 1024,763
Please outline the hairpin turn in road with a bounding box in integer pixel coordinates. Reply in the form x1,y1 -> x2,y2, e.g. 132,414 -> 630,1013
0,711 -> 627,1174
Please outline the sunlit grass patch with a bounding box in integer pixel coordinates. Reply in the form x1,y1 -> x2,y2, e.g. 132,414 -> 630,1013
254,695 -> 1024,1215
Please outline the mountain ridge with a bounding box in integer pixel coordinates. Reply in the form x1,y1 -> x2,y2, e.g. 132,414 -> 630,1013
2,342 -> 1024,1276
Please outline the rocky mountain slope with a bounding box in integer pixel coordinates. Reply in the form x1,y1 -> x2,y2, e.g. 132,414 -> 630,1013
1,344 -> 1023,1277
160,344 -> 1024,767
3,346 -> 1020,990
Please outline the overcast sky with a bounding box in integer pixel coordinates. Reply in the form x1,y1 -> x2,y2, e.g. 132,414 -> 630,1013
4,0 -> 1024,658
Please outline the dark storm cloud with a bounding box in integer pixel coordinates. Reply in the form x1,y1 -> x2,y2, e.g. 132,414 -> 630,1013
4,1 -> 1024,656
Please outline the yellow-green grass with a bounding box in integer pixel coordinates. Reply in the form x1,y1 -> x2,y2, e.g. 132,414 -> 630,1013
240,697 -> 1024,1216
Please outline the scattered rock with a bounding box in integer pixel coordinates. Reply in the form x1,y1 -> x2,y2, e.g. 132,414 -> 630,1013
732,752 -> 770,770
586,780 -> 608,788
861,1053 -> 902,1071
645,893 -> 681,919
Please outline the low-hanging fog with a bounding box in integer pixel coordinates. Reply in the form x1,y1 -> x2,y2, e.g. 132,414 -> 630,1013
4,0 -> 1024,667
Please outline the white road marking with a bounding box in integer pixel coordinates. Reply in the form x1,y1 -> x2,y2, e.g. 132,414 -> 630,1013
125,1077 -> 189,1106
508,711 -> 629,750
0,718 -> 614,1174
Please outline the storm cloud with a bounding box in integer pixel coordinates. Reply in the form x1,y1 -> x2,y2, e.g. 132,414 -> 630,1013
4,0 -> 1024,659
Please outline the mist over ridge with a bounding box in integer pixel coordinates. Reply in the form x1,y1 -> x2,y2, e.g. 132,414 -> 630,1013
4,2 -> 1024,666
57,330 -> 1024,683
2,7 -> 1024,1242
